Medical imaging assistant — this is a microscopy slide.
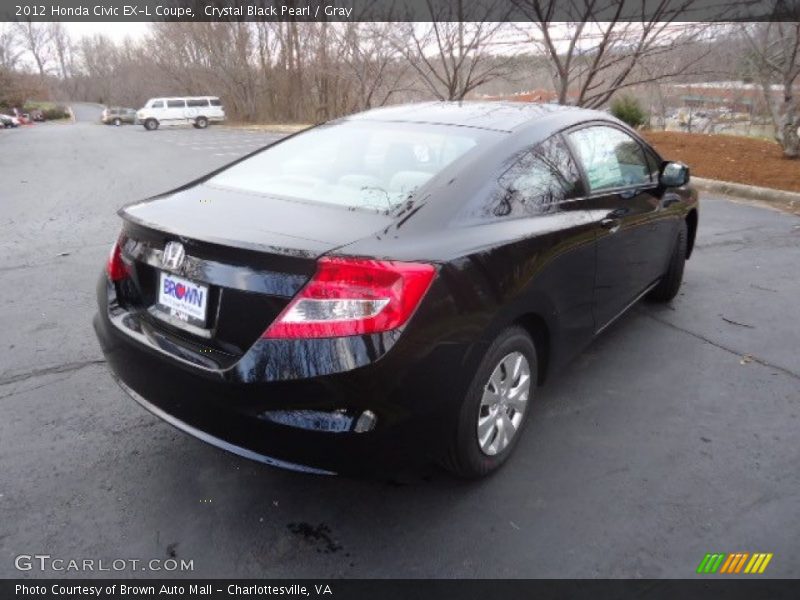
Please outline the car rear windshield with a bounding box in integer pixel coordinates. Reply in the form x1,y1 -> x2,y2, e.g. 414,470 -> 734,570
207,120 -> 489,211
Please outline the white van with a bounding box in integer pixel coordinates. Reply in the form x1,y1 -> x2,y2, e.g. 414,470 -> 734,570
137,96 -> 226,131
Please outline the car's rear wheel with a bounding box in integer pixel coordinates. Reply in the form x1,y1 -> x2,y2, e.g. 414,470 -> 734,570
113,117 -> 121,126
648,220 -> 687,303
144,118 -> 158,131
195,116 -> 208,129
442,326 -> 536,478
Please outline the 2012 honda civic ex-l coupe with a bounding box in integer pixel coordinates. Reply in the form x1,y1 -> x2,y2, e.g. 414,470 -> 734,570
94,102 -> 698,478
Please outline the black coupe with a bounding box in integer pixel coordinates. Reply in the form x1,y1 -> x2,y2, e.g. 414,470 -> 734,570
94,102 -> 698,478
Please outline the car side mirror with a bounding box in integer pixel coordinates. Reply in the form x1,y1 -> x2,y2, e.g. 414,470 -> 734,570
660,161 -> 690,187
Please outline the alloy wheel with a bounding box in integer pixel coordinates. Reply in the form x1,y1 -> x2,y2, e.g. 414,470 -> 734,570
477,351 -> 531,456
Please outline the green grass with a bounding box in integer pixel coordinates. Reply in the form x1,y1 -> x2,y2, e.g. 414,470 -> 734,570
22,100 -> 70,120
23,100 -> 59,109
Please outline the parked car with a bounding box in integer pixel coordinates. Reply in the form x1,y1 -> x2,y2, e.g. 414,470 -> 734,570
0,114 -> 19,127
136,96 -> 226,130
94,102 -> 698,478
101,107 -> 137,126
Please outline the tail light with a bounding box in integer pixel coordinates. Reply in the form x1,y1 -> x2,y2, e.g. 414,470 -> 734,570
263,257 -> 436,339
106,236 -> 129,281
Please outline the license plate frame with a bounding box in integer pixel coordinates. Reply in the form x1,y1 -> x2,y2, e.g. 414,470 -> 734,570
155,271 -> 209,329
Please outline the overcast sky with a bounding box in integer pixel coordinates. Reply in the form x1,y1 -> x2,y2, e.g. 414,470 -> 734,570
55,21 -> 706,54
55,21 -> 588,50
63,22 -> 150,42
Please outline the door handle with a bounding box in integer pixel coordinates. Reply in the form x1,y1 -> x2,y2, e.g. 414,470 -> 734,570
607,207 -> 630,218
661,196 -> 680,208
600,217 -> 621,233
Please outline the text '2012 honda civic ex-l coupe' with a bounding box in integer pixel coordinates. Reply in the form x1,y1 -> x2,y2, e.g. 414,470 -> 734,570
94,102 -> 698,478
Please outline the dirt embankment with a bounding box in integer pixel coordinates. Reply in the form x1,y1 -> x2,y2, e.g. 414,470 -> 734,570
644,131 -> 800,194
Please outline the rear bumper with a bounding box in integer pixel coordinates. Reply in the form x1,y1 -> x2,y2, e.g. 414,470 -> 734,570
115,376 -> 335,475
93,274 -> 473,474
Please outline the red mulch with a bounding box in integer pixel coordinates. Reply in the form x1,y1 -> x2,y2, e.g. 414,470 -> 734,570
643,131 -> 800,194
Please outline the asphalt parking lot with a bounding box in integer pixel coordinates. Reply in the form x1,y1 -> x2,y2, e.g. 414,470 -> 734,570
1,104 -> 798,578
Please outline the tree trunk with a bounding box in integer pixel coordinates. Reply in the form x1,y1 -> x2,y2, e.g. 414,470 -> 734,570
779,84 -> 799,159
781,119 -> 799,158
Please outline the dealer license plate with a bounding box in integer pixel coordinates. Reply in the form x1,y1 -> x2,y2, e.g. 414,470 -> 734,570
156,271 -> 209,327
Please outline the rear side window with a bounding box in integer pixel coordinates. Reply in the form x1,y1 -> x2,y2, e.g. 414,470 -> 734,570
167,100 -> 186,108
210,98 -> 222,107
483,135 -> 582,219
187,99 -> 209,107
568,125 -> 650,191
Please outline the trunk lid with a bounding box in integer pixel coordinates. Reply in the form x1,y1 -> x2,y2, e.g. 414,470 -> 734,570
122,182 -> 393,256
116,185 -> 394,366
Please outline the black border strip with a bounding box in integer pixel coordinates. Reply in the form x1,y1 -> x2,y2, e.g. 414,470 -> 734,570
2,0 -> 799,23
3,579 -> 800,599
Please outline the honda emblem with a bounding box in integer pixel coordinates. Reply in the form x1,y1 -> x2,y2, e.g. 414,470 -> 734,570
162,241 -> 186,270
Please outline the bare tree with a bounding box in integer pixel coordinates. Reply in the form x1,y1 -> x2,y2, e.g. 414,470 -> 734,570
513,0 -> 714,108
0,23 -> 22,70
1,24 -> 46,107
76,34 -> 120,103
393,0 -> 515,101
145,22 -> 262,119
15,21 -> 52,80
334,23 -> 412,111
0,25 -> 18,105
49,24 -> 74,81
743,22 -> 800,158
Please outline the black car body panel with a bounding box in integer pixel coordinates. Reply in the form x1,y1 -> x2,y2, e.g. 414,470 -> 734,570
94,101 -> 698,474
121,182 -> 397,257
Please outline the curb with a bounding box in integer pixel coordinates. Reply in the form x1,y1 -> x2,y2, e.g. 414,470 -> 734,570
223,123 -> 311,134
692,176 -> 800,205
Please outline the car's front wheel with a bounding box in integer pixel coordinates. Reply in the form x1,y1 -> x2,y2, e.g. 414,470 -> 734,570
113,117 -> 121,126
195,116 -> 208,129
442,326 -> 536,478
648,220 -> 687,303
144,118 -> 158,131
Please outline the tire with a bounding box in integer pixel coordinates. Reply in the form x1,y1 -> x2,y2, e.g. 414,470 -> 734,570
113,117 -> 121,126
648,220 -> 687,303
144,118 -> 158,131
195,116 -> 208,129
442,326 -> 537,479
